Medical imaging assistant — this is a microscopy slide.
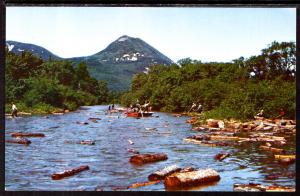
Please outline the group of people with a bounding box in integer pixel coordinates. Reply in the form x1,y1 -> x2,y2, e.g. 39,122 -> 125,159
129,100 -> 152,113
189,102 -> 203,113
107,104 -> 115,111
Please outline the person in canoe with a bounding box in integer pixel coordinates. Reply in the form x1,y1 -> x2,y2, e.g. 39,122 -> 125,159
11,102 -> 18,118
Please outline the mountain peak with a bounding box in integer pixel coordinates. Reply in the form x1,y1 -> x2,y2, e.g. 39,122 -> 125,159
117,35 -> 132,42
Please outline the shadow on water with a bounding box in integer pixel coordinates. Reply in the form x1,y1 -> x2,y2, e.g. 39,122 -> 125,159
5,105 -> 295,191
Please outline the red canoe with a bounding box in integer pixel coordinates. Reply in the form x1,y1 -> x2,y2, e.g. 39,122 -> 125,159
127,112 -> 154,118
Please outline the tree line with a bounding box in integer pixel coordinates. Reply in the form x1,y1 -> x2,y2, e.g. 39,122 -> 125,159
121,41 -> 295,120
5,48 -> 112,113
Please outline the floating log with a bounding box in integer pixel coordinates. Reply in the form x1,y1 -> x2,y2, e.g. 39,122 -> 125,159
51,165 -> 89,180
6,138 -> 31,145
80,140 -> 95,145
76,121 -> 88,125
274,154 -> 295,164
210,135 -> 240,141
192,126 -> 208,131
183,138 -> 216,147
145,127 -> 157,131
129,153 -> 168,165
52,112 -> 64,115
214,153 -> 230,161
234,183 -> 295,192
148,165 -> 182,181
207,119 -> 219,128
274,155 -> 295,159
172,114 -> 182,117
128,180 -> 161,189
164,168 -> 220,189
11,133 -> 45,137
266,185 -> 295,192
88,117 -> 101,121
234,183 -> 266,191
259,145 -> 284,154
127,148 -> 140,154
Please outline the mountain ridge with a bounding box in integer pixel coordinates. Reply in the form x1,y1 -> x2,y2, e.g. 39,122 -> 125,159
6,35 -> 174,91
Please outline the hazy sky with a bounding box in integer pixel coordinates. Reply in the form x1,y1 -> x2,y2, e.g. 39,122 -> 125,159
6,7 -> 296,62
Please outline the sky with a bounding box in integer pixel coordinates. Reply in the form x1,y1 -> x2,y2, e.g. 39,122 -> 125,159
6,7 -> 296,62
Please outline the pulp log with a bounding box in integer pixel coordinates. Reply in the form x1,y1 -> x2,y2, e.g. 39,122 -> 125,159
234,183 -> 295,192
76,121 -> 88,125
263,126 -> 273,131
179,167 -> 196,173
88,117 -> 101,121
234,183 -> 266,192
274,155 -> 296,164
226,123 -> 242,129
128,180 -> 161,189
51,165 -> 89,180
207,119 -> 219,128
129,153 -> 168,165
79,140 -> 95,145
148,165 -> 181,181
164,168 -> 220,189
259,145 -> 284,154
6,138 -> 31,145
210,135 -> 240,141
192,127 -> 208,131
184,138 -> 216,147
11,133 -> 45,137
214,153 -> 230,161
266,185 -> 295,192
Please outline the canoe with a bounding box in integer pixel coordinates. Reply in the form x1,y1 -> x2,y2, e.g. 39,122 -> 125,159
127,112 -> 153,117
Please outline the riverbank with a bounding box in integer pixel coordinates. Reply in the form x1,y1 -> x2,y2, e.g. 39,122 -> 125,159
5,102 -> 69,115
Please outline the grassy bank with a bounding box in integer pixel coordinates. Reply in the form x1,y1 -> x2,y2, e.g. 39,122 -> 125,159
5,102 -> 64,115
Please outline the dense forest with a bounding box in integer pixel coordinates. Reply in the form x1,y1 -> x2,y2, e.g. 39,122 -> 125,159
121,41 -> 296,120
5,48 -> 112,113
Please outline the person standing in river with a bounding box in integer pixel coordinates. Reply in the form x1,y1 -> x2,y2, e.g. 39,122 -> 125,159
11,102 -> 18,118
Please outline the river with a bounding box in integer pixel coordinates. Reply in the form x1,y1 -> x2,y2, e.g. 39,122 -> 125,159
5,105 -> 295,191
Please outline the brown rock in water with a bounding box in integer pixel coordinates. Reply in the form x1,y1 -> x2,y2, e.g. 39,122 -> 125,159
11,133 -> 45,137
164,168 -> 220,189
51,165 -> 89,180
6,138 -> 31,145
129,153 -> 168,165
148,165 -> 182,181
214,153 -> 230,161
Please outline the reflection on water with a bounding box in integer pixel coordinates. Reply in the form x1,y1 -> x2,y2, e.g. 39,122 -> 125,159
5,105 -> 295,191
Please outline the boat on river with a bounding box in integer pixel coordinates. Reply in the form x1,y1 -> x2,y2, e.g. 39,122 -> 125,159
127,111 -> 154,117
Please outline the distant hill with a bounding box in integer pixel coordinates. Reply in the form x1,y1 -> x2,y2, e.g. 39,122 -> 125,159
6,41 -> 62,61
68,35 -> 173,91
6,36 -> 174,91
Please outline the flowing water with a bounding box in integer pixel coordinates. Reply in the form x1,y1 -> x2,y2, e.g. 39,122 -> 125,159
5,105 -> 295,191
